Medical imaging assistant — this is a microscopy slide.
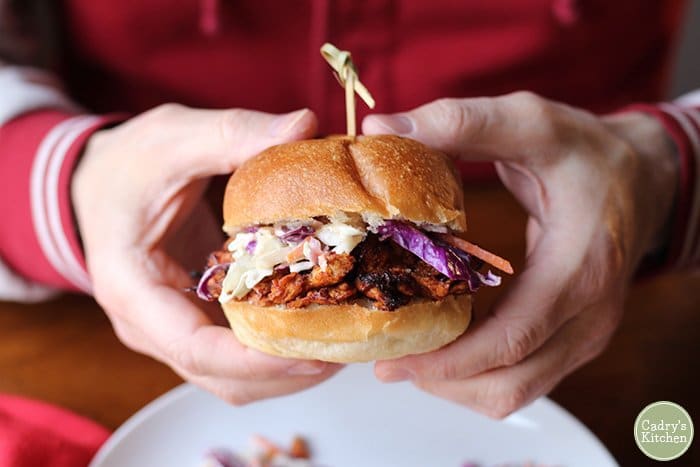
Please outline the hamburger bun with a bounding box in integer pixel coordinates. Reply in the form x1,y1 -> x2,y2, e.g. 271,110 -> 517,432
223,135 -> 466,233
220,135 -> 473,362
223,294 -> 472,363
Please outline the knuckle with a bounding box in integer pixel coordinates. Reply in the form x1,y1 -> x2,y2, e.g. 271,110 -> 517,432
90,278 -> 146,354
586,305 -> 623,359
506,91 -> 561,139
507,91 -> 550,120
611,138 -> 640,173
217,385 -> 256,407
431,98 -> 477,141
150,102 -> 186,118
431,358 -> 460,380
578,329 -> 614,366
597,228 -> 628,281
218,108 -> 246,145
599,305 -> 623,337
498,322 -> 540,367
567,304 -> 623,367
221,392 -> 252,407
509,90 -> 544,108
587,338 -> 611,361
169,342 -> 205,377
111,322 -> 140,353
432,97 -> 460,114
485,381 -> 532,419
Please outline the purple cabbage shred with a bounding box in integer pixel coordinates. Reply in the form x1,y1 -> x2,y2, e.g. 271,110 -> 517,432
278,225 -> 315,243
245,239 -> 257,255
196,262 -> 231,301
377,220 -> 500,291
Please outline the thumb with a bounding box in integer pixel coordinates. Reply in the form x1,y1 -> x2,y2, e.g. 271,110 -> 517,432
362,93 -> 556,163
161,106 -> 318,177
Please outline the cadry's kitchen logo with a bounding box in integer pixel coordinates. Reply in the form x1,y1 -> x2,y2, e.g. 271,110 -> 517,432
634,401 -> 694,461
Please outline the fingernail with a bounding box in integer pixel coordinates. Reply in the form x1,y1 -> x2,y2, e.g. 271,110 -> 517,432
270,109 -> 309,137
288,361 -> 326,376
368,114 -> 414,135
377,367 -> 413,383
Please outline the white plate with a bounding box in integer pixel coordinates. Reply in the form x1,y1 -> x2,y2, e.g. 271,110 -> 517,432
91,364 -> 617,467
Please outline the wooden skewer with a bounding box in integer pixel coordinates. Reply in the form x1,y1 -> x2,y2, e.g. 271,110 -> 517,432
320,43 -> 375,137
345,71 -> 356,136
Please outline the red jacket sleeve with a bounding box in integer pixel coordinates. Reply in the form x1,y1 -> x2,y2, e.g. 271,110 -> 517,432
0,110 -> 123,296
626,93 -> 700,271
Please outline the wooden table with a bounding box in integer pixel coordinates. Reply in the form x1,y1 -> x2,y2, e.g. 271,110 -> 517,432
1,186 -> 698,466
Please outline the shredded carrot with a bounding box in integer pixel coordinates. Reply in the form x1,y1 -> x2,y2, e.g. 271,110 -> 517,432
289,436 -> 310,459
251,434 -> 282,456
285,238 -> 308,263
436,234 -> 514,275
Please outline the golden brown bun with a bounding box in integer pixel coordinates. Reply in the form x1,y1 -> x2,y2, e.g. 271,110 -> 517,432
222,294 -> 472,363
223,135 -> 466,233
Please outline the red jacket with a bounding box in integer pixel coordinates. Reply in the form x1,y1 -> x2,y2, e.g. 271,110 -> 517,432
0,0 -> 698,300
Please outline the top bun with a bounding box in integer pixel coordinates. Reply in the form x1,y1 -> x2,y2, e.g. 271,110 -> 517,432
223,135 -> 466,233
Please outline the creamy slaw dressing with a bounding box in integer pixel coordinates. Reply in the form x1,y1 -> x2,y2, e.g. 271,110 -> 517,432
218,222 -> 366,304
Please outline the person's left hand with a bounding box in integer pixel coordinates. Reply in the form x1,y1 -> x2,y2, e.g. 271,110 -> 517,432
362,92 -> 677,418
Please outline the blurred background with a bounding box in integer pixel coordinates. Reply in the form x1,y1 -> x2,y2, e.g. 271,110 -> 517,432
672,0 -> 700,96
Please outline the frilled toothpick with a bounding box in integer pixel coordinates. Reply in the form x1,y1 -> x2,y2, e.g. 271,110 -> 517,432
320,43 -> 376,137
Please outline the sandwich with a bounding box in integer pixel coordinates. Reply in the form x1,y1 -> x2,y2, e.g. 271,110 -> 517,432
196,135 -> 512,363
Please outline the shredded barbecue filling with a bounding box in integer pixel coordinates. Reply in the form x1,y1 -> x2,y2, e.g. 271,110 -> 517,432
205,234 -> 477,311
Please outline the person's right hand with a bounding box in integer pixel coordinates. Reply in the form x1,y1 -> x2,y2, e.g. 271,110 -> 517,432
72,104 -> 342,404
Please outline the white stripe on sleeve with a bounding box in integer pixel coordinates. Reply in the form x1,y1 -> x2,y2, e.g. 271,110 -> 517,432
30,115 -> 99,293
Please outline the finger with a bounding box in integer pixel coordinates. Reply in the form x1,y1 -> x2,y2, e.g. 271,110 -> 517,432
95,253 -> 330,381
110,303 -> 337,379
411,309 -> 610,419
167,324 -> 339,381
181,364 -> 345,406
375,231 -> 577,382
150,105 -> 318,176
362,92 -> 565,163
124,288 -> 333,380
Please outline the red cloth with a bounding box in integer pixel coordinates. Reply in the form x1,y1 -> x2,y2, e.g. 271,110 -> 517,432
0,0 -> 698,294
58,0 -> 691,186
0,394 -> 109,467
60,0 -> 684,130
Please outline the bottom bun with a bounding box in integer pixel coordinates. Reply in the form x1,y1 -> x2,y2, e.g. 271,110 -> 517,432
222,294 -> 472,363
